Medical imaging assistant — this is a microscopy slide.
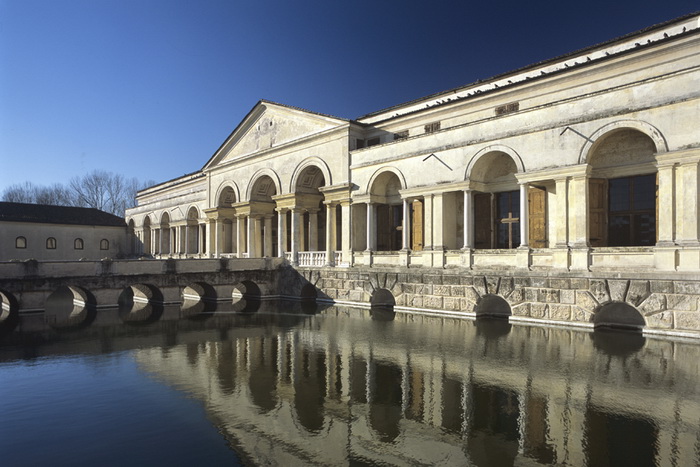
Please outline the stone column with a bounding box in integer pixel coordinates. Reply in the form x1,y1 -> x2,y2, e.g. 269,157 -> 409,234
432,193 -> 444,251
277,208 -> 287,258
519,182 -> 529,248
366,202 -> 375,251
184,225 -> 189,255
677,161 -> 700,270
246,215 -> 255,258
568,175 -> 589,270
656,163 -> 675,246
263,215 -> 273,257
308,209 -> 319,251
401,198 -> 410,250
341,201 -> 352,266
325,203 -> 336,266
208,219 -> 218,258
199,223 -> 207,255
291,208 -> 301,265
552,178 -> 570,270
237,215 -> 246,258
423,195 -> 433,250
463,190 -> 473,249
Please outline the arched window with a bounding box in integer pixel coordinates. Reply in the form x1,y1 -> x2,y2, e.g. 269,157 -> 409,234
15,236 -> 26,249
100,239 -> 109,250
74,238 -> 84,250
46,237 -> 57,249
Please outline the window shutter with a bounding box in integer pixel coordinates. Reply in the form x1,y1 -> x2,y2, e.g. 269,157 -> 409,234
474,193 -> 492,249
412,199 -> 423,251
589,178 -> 608,247
528,186 -> 547,248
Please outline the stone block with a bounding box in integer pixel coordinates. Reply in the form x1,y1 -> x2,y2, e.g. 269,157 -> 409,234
424,274 -> 442,285
443,275 -> 461,285
530,303 -> 548,318
512,303 -> 530,316
539,288 -> 560,303
573,306 -> 593,323
514,276 -> 531,287
525,288 -> 538,302
650,281 -> 674,294
506,288 -> 524,305
569,278 -> 589,290
608,280 -> 629,302
639,293 -> 666,315
385,274 -> 398,291
666,294 -> 698,311
461,298 -> 476,312
369,274 -> 380,290
674,281 -> 700,295
645,311 -> 673,329
326,289 -> 338,299
473,277 -> 487,296
349,290 -> 364,302
433,285 -> 451,296
465,287 -> 480,303
410,294 -> 423,308
549,278 -> 570,289
424,295 -> 443,309
589,279 -> 610,304
626,280 -> 650,306
408,273 -> 423,284
394,293 -> 406,307
575,291 -> 598,313
443,297 -> 460,311
549,304 -> 571,321
460,276 -> 474,286
530,276 -> 549,288
499,277 -> 514,298
396,273 -> 409,284
676,312 -> 700,331
560,289 -> 576,304
486,276 -> 500,294
451,286 -> 465,297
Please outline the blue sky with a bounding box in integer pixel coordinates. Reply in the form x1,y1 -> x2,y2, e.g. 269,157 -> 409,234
1,1 -> 697,193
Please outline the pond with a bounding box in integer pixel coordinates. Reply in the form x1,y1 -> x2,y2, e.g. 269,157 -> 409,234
1,302 -> 699,466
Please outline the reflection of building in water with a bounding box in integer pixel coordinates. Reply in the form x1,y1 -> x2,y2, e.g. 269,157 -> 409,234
136,309 -> 700,466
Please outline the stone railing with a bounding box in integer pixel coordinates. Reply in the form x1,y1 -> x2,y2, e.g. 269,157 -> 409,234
298,251 -> 326,267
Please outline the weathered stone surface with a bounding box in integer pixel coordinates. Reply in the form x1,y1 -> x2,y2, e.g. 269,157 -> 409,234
530,276 -> 548,288
569,278 -> 589,290
409,294 -> 423,308
424,274 -> 442,285
573,306 -> 593,323
385,273 -> 398,290
549,278 -> 570,289
506,288 -> 524,305
512,303 -> 530,316
433,285 -> 451,296
514,277 -> 531,287
674,281 -> 700,295
539,288 -> 559,303
650,281 -> 674,294
575,291 -> 599,313
465,287 -> 480,303
349,290 -> 364,302
394,293 -> 406,306
486,276 -> 500,294
639,293 -> 666,314
499,277 -> 514,298
608,280 -> 629,302
424,295 -> 443,309
460,276 -> 474,286
442,275 -> 461,285
473,277 -> 487,296
443,297 -> 460,311
450,286 -> 465,297
627,280 -> 650,306
461,298 -> 476,313
525,288 -> 538,302
676,312 -> 700,331
549,304 -> 571,320
560,289 -> 576,304
590,279 -> 610,304
666,294 -> 698,311
408,273 -> 423,284
530,303 -> 548,318
645,311 -> 673,329
336,289 -> 349,300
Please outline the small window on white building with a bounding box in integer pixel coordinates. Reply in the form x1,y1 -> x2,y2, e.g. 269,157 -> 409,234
100,239 -> 109,250
74,238 -> 84,250
46,237 -> 57,249
16,236 -> 26,249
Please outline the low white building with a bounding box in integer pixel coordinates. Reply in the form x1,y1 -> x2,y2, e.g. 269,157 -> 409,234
0,202 -> 130,261
127,13 -> 700,274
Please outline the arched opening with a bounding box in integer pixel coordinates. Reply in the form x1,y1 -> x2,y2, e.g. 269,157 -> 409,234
0,290 -> 19,334
186,207 -> 201,255
248,175 -> 278,258
470,152 -> 521,249
475,294 -> 512,319
370,171 -> 403,251
127,219 -> 137,255
294,165 -> 327,255
593,302 -> 645,332
231,281 -> 261,313
45,286 -> 96,328
181,282 -> 217,316
587,129 -> 657,247
216,186 -> 237,255
159,212 -> 171,256
118,284 -> 164,323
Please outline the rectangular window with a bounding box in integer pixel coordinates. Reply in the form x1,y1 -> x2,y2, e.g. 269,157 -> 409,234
474,191 -> 520,249
608,174 -> 656,246
424,122 -> 441,134
355,138 -> 365,149
394,130 -> 408,141
367,137 -> 380,147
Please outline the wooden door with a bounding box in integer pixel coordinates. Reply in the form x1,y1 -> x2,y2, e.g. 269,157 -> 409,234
589,178 -> 607,247
412,199 -> 423,251
528,186 -> 547,248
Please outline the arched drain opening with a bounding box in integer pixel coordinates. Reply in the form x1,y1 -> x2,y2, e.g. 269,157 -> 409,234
370,289 -> 396,321
475,294 -> 511,320
0,290 -> 19,334
231,281 -> 261,313
181,282 -> 217,317
118,284 -> 163,324
45,286 -> 96,329
593,302 -> 645,333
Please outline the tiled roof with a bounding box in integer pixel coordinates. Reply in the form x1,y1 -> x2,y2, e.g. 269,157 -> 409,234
0,202 -> 126,227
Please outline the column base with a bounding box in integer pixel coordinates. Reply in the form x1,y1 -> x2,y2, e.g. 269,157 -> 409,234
516,247 -> 531,269
654,246 -> 678,271
678,247 -> 700,271
569,247 -> 590,271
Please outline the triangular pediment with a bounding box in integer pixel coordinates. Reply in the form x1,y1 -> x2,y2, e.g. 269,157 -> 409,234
204,101 -> 347,169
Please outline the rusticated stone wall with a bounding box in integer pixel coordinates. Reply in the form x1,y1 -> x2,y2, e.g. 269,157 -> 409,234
287,267 -> 700,338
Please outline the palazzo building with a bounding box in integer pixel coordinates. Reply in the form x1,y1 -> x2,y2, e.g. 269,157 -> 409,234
126,13 -> 700,273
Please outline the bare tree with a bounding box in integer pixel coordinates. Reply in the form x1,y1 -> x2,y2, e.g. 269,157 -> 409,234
2,181 -> 37,203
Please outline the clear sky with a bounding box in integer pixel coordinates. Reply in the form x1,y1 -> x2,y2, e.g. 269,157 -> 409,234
1,1 -> 698,193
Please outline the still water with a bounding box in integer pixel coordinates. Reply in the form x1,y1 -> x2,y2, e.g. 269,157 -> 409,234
1,302 -> 699,466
